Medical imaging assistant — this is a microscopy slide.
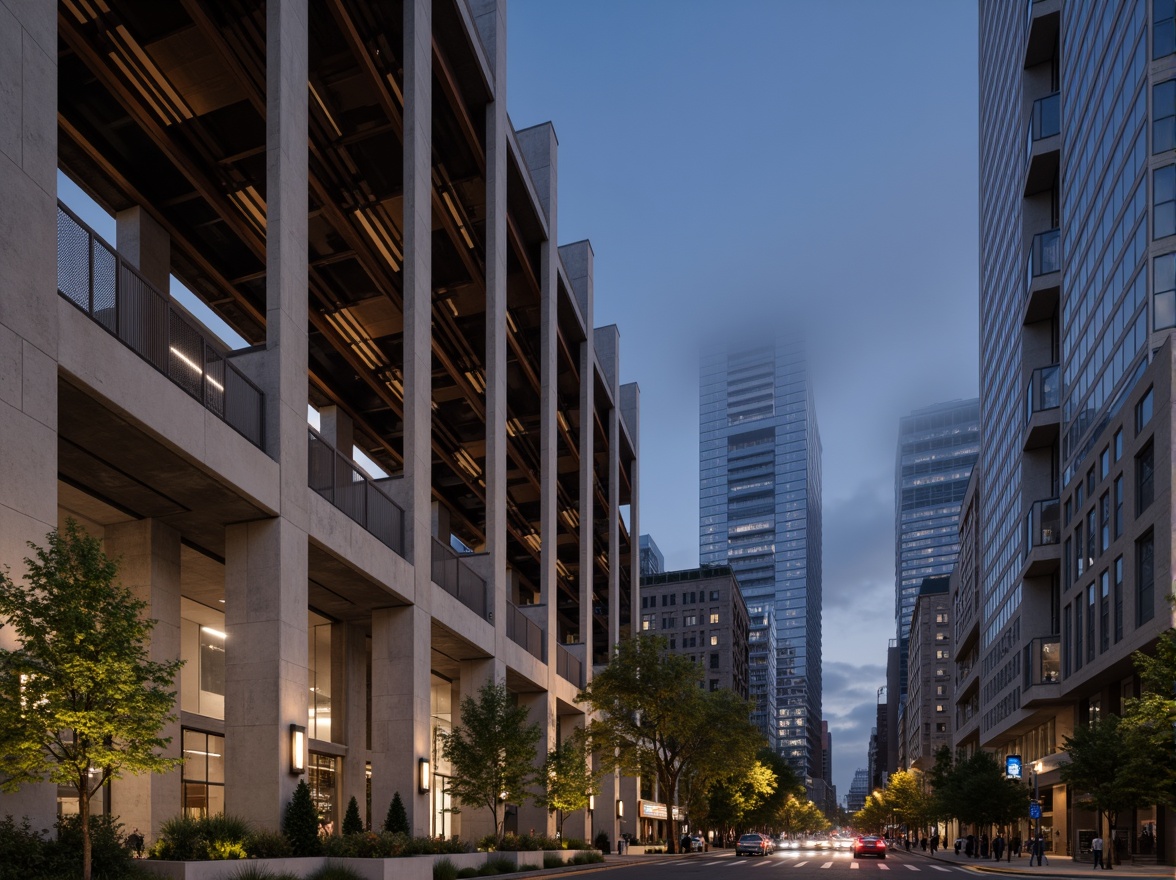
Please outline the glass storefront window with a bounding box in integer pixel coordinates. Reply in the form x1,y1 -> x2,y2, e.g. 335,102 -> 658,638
182,729 -> 225,817
308,753 -> 338,828
180,599 -> 226,720
309,614 -> 332,741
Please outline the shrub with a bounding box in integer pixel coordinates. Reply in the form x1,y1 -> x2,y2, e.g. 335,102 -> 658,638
282,780 -> 321,857
307,864 -> 364,880
571,850 -> 604,864
561,838 -> 589,850
543,853 -> 564,868
209,840 -> 248,860
231,867 -> 300,880
517,865 -> 539,872
0,815 -> 50,880
42,815 -> 135,880
433,857 -> 459,880
477,857 -> 518,876
456,869 -> 479,879
244,829 -> 293,859
201,814 -> 252,848
342,797 -> 364,836
150,815 -> 208,861
383,792 -> 408,835
593,830 -> 610,852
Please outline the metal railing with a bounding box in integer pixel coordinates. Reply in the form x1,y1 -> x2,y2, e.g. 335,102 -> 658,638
308,427 -> 405,555
1025,364 -> 1060,422
1024,636 -> 1061,687
506,601 -> 545,661
556,644 -> 583,688
431,538 -> 488,619
1025,228 -> 1061,293
1025,92 -> 1061,161
56,203 -> 264,449
1026,497 -> 1061,549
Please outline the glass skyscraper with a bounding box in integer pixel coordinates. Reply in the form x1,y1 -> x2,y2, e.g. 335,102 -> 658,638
894,399 -> 979,699
700,342 -> 822,778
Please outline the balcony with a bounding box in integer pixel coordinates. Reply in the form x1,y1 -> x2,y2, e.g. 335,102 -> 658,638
308,427 -> 405,555
1024,92 -> 1061,196
431,538 -> 488,619
57,203 -> 264,449
1022,636 -> 1062,706
556,643 -> 584,688
1024,364 -> 1060,449
506,600 -> 545,662
1024,497 -> 1061,576
1024,228 -> 1061,323
1025,0 -> 1061,69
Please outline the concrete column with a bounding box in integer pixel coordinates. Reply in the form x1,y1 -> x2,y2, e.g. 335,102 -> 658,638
116,206 -> 170,291
223,518 -> 308,828
517,123 -> 559,674
470,0 -> 509,662
594,327 -> 622,648
104,520 -> 181,843
332,622 -> 368,827
621,384 -> 640,637
0,0 -> 58,831
559,243 -> 593,662
517,691 -> 556,836
371,605 -> 430,835
318,404 -> 354,454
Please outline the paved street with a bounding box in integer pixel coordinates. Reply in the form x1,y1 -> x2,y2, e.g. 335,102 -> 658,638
598,850 -> 981,879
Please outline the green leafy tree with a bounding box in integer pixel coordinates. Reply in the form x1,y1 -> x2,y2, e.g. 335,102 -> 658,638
0,520 -> 183,880
779,795 -> 829,836
283,779 -> 321,855
384,790 -> 409,834
535,730 -> 599,836
886,769 -> 932,835
438,681 -> 542,847
744,748 -> 804,831
575,635 -> 764,853
695,758 -> 776,835
1060,713 -> 1168,869
853,791 -> 890,836
343,795 -> 364,835
933,750 -> 1025,832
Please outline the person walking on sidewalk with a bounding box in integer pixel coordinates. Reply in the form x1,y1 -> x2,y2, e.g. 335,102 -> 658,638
1092,834 -> 1104,869
993,833 -> 1005,861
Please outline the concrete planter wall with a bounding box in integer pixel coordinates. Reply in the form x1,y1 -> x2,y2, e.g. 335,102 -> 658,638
141,853 -> 453,880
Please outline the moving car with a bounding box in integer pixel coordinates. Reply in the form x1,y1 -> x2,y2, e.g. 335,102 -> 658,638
853,836 -> 888,859
736,833 -> 772,857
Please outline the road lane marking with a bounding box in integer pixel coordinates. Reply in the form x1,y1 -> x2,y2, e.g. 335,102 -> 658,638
850,862 -> 859,870
904,866 -> 921,871
878,864 -> 890,870
795,861 -> 809,867
821,862 -> 833,869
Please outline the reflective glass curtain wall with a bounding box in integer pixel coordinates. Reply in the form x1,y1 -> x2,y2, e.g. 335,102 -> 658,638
700,342 -> 822,777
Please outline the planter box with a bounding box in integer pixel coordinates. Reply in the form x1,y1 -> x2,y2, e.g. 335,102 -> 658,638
141,854 -> 444,880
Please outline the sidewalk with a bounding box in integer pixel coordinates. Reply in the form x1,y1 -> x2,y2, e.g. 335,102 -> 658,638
903,845 -> 1170,879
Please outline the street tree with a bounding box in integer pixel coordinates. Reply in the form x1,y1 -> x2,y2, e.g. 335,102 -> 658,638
0,520 -> 183,880
886,769 -> 931,836
576,635 -> 763,852
695,757 -> 776,836
744,749 -> 804,831
780,794 -> 829,837
934,750 -> 1025,833
535,729 -> 599,836
437,680 -> 542,847
853,791 -> 890,836
1060,713 -> 1168,869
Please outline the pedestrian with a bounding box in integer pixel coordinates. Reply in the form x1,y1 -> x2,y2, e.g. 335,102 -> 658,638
128,828 -> 144,858
921,836 -> 927,851
965,834 -> 974,857
931,831 -> 939,853
1031,832 -> 1046,866
994,834 -> 1005,861
905,836 -> 911,852
955,838 -> 962,855
1012,834 -> 1021,859
1092,834 -> 1104,869
980,833 -> 989,858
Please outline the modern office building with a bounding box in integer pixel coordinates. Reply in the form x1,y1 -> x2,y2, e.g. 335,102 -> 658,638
0,0 -> 641,846
894,400 -> 979,705
846,768 -> 871,814
970,0 -> 1176,859
638,565 -> 750,699
699,341 -> 823,779
640,533 -> 665,576
903,576 -> 952,773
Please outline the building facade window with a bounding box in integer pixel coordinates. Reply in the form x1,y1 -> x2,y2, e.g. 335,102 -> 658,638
1157,0 -> 1176,59
1137,531 -> 1155,626
1086,585 -> 1096,664
1100,492 -> 1110,552
1136,386 -> 1154,433
1156,165 -> 1176,238
1155,80 -> 1176,153
1114,429 -> 1123,460
1100,570 -> 1110,653
1114,475 -> 1124,538
1156,254 -> 1176,329
308,752 -> 338,829
1114,555 -> 1124,643
181,729 -> 225,817
1136,441 -> 1154,513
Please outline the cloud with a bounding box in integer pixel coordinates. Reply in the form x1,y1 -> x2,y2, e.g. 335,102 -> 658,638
822,485 -> 895,607
822,660 -> 888,799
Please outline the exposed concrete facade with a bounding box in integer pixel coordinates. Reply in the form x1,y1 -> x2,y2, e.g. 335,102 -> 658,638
0,0 -> 640,845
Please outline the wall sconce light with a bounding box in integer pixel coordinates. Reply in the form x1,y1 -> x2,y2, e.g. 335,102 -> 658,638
588,794 -> 595,812
419,757 -> 431,793
290,724 -> 306,775
616,799 -> 624,819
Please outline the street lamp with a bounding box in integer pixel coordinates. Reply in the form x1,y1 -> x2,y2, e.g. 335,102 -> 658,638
1031,761 -> 1043,861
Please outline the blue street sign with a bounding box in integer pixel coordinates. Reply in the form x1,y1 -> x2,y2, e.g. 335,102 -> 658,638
1030,802 -> 1042,819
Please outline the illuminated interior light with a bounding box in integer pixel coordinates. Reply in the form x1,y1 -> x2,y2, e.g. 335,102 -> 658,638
170,347 -> 225,392
200,626 -> 226,640
308,81 -> 343,137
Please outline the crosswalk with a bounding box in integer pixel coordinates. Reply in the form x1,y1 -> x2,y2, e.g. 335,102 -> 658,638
691,855 -> 966,872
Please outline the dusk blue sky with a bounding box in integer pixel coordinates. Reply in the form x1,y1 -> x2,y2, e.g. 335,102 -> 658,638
505,1 -> 980,800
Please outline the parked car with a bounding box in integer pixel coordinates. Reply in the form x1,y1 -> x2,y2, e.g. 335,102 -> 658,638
853,836 -> 888,859
736,833 -> 772,857
689,836 -> 704,852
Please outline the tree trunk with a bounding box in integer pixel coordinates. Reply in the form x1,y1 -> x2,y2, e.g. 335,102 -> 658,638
1106,818 -> 1115,870
80,786 -> 92,880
